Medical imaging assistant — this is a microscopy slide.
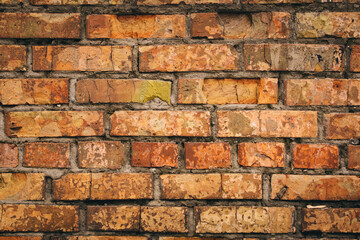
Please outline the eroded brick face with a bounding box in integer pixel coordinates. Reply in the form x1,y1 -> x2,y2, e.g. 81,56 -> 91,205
0,173 -> 44,200
238,142 -> 285,167
348,145 -> 360,170
0,143 -> 18,167
0,45 -> 26,71
132,142 -> 178,167
292,144 -> 339,169
141,207 -> 188,232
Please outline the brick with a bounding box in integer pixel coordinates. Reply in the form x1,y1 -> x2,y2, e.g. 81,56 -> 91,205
0,143 -> 18,167
0,79 -> 69,105
141,207 -> 187,232
161,174 -> 221,199
185,142 -> 231,169
217,111 -> 260,137
0,13 -> 80,38
348,79 -> 360,105
132,142 -> 178,167
178,78 -> 278,105
0,45 -> 26,71
191,12 -> 290,39
348,145 -> 360,170
33,46 -> 132,72
76,79 -> 171,104
87,206 -> 140,231
222,174 -> 262,199
0,237 -> 42,240
5,111 -> 104,137
53,173 -> 91,201
91,173 -> 153,200
110,111 -> 210,136
138,0 -> 233,5
30,0 -> 125,4
271,175 -> 360,200
302,208 -> 360,233
238,142 -> 285,168
0,173 -> 44,200
0,0 -> 22,4
285,79 -> 348,106
325,113 -> 360,139
139,44 -> 239,72
260,110 -> 318,138
351,46 -> 360,72
67,237 -> 147,240
297,12 -> 360,38
195,206 -> 294,233
78,141 -> 125,169
0,204 -> 79,232
24,142 -> 70,168
242,0 -> 312,3
244,44 -> 344,72
87,15 -> 185,39
292,144 -> 339,169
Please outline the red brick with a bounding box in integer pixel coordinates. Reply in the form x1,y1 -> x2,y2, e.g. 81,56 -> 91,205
23,142 -> 70,168
244,44 -> 344,72
0,204 -> 79,232
141,207 -> 187,232
33,46 -> 132,72
87,15 -> 185,39
138,0 -> 233,5
5,111 -> 104,138
222,174 -> 262,199
191,12 -> 290,39
242,0 -> 312,3
271,174 -> 360,200
195,206 -> 294,233
348,145 -> 360,170
78,141 -> 125,169
348,79 -> 360,105
132,142 -> 178,167
53,173 -> 91,201
260,110 -> 318,138
350,46 -> 360,72
0,45 -> 26,71
285,79 -> 348,106
185,142 -> 231,169
139,44 -> 239,72
0,143 -> 18,167
0,79 -> 69,105
0,173 -> 44,200
238,142 -> 285,168
30,0 -> 125,4
87,206 -> 140,231
161,174 -> 221,199
217,111 -> 260,137
325,113 -> 360,139
110,111 -> 210,137
302,208 -> 360,233
292,144 -> 339,169
0,13 -> 80,38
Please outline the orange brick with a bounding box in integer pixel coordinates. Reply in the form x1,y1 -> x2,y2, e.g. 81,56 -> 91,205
53,173 -> 91,201
141,207 -> 187,232
325,113 -> 360,139
0,13 -> 80,38
110,111 -> 210,137
139,44 -> 239,72
0,237 -> 42,240
87,15 -> 185,39
292,144 -> 339,169
242,0 -> 312,3
0,204 -> 79,232
132,142 -> 178,167
0,0 -> 22,4
0,79 -> 69,105
0,173 -> 44,200
351,46 -> 360,72
5,111 -> 104,138
33,46 -> 132,72
185,142 -> 231,169
67,237 -> 147,240
161,174 -> 221,199
348,145 -> 360,170
217,111 -> 260,137
0,45 -> 26,71
138,0 -> 233,4
0,143 -> 18,167
303,208 -> 360,233
238,142 -> 284,168
349,79 -> 360,105
23,142 -> 70,168
78,141 -> 125,169
30,0 -> 125,4
271,174 -> 360,200
87,206 -> 140,231
244,44 -> 344,72
222,174 -> 262,199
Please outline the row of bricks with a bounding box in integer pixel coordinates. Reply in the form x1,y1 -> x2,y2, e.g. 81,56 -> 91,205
3,110 -> 360,139
1,142 -> 360,170
0,238 -> 358,240
1,12 -> 360,39
0,204 -> 358,233
2,172 -> 360,201
1,44 -> 360,72
1,78 -> 360,106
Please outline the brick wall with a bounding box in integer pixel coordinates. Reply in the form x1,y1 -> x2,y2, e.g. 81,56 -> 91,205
0,0 -> 359,239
